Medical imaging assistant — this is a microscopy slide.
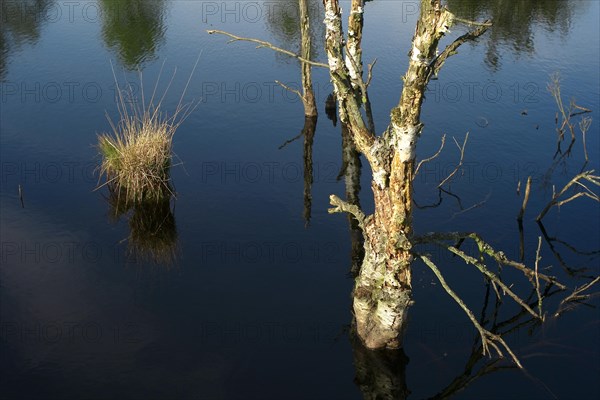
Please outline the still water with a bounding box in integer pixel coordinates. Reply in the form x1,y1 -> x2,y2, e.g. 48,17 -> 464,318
1,1 -> 599,399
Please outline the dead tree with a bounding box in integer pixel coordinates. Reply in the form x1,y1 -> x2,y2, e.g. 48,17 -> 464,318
325,0 -> 490,349
208,0 -> 597,367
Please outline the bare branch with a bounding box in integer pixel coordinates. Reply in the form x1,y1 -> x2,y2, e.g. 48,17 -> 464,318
416,134 -> 446,176
534,237 -> 544,319
517,176 -> 532,221
323,0 -> 376,164
442,243 -> 542,320
207,30 -> 329,68
275,80 -> 303,101
430,22 -> 491,78
414,232 -> 568,290
438,132 -> 469,188
536,171 -> 600,221
366,58 -> 377,88
419,254 -> 523,368
555,276 -> 600,317
579,117 -> 592,162
328,194 -> 366,230
452,16 -> 493,27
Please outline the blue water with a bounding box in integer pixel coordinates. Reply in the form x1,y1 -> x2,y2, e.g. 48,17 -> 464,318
1,1 -> 599,399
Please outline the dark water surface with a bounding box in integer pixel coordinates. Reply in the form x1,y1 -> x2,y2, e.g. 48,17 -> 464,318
1,1 -> 599,399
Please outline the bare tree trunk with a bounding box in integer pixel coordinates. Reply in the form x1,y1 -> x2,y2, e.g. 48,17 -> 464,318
300,0 -> 317,117
325,0 -> 488,349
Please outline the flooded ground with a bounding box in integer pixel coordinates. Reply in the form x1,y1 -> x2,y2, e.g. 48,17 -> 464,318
1,1 -> 599,398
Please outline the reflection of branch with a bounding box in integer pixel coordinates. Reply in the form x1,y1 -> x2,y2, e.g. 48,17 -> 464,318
537,221 -> 591,277
536,171 -> 600,221
414,187 -> 464,210
438,133 -> 469,188
419,254 -> 523,368
278,131 -> 303,150
207,30 -> 329,68
448,191 -> 490,222
428,283 -> 563,399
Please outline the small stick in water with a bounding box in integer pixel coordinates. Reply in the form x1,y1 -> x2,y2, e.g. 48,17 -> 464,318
18,184 -> 24,208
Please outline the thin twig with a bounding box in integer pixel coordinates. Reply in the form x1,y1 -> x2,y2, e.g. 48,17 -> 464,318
517,176 -> 532,221
207,30 -> 329,68
419,254 -> 522,368
452,16 -> 493,27
416,134 -> 446,176
328,194 -> 366,230
414,232 -> 567,290
275,80 -> 303,101
579,117 -> 591,162
555,276 -> 600,317
430,22 -> 491,78
438,132 -> 469,188
536,171 -> 600,221
534,237 -> 544,319
365,58 -> 377,88
441,243 -> 543,320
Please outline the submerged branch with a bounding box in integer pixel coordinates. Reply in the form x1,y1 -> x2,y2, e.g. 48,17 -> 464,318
442,243 -> 542,320
414,232 -> 567,290
419,254 -> 523,368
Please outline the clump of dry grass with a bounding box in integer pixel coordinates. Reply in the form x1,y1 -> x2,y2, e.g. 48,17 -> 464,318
98,60 -> 198,203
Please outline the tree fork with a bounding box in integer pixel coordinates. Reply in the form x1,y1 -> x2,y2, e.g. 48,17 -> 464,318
324,0 -> 490,349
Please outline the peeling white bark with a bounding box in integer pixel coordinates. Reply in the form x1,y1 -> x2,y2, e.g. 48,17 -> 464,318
372,169 -> 387,189
392,123 -> 420,162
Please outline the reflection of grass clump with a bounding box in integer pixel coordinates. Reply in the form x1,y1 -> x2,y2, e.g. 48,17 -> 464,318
108,185 -> 178,265
98,64 -> 198,202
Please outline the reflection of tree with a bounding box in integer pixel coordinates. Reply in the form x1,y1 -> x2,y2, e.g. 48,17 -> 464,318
351,331 -> 410,400
265,0 -> 324,62
277,0 -> 319,226
446,0 -> 579,70
339,123 -> 364,277
99,0 -> 166,70
352,271 -> 596,400
107,185 -> 178,266
0,0 -> 51,79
